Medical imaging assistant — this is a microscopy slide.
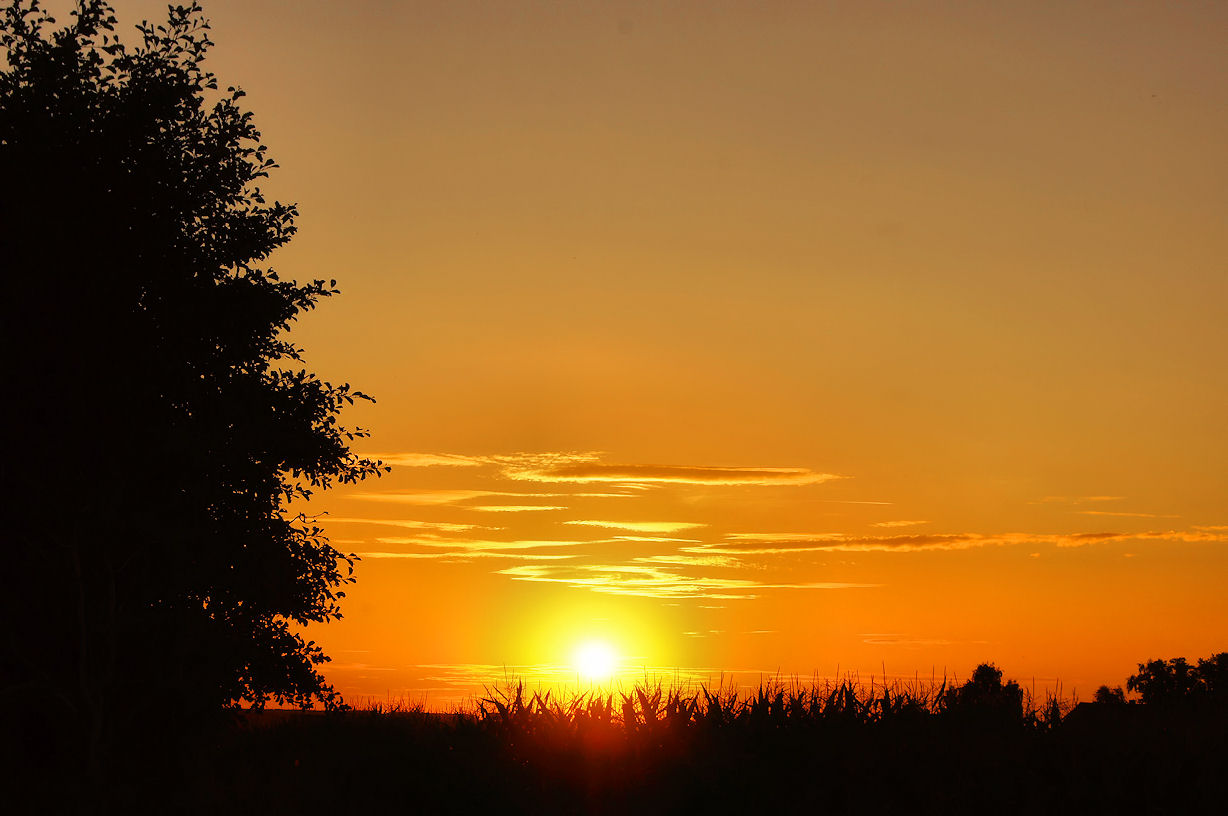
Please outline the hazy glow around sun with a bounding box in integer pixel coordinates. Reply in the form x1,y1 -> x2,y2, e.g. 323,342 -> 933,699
574,641 -> 618,680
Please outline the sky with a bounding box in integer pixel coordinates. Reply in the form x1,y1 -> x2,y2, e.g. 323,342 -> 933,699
105,0 -> 1226,704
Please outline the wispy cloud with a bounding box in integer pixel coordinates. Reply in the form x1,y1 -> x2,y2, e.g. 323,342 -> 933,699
633,554 -> 744,568
869,520 -> 930,528
353,488 -> 631,505
1077,511 -> 1179,519
468,505 -> 569,513
365,452 -> 490,468
703,527 -> 1228,554
724,533 -> 847,543
1034,495 -> 1124,505
564,520 -> 707,533
494,563 -> 877,599
821,500 -> 894,505
325,516 -> 489,532
699,533 -> 989,553
353,489 -> 498,505
1129,529 -> 1228,543
358,551 -> 575,561
859,633 -> 981,648
358,534 -> 600,561
374,536 -> 593,551
357,451 -> 841,491
505,462 -> 842,487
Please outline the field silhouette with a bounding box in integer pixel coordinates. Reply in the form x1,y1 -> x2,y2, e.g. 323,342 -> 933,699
12,658 -> 1223,813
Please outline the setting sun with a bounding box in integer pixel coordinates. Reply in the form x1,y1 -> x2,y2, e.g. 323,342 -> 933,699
574,641 -> 619,681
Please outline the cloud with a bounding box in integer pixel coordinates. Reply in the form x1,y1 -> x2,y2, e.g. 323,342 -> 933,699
869,520 -> 930,528
821,500 -> 894,505
634,554 -> 744,568
1034,495 -> 1124,505
504,462 -> 842,487
355,451 -> 840,496
1130,529 -> 1228,543
569,493 -> 641,498
610,535 -> 705,543
702,527 -> 1228,554
724,533 -> 847,543
373,536 -> 593,551
358,551 -> 575,561
1077,511 -> 1179,519
353,489 -> 632,505
325,516 -> 489,532
859,634 -> 980,648
365,452 -> 490,468
494,563 -> 876,599
358,535 -> 599,561
353,489 -> 498,505
564,520 -> 707,533
701,534 -> 979,553
467,505 -> 569,513
488,451 -> 605,468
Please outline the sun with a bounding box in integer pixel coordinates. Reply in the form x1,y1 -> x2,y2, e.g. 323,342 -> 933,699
573,640 -> 619,681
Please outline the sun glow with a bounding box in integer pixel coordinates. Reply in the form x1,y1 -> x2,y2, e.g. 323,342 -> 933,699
573,641 -> 618,681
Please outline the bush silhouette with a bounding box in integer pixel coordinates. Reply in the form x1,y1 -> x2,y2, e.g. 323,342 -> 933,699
1,0 -> 384,788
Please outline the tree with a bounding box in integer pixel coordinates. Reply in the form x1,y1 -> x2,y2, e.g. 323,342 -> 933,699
1127,653 -> 1228,706
1,0 -> 383,770
942,662 -> 1024,724
1093,685 -> 1126,705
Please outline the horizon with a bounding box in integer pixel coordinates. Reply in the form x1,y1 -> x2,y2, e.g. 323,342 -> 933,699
87,0 -> 1227,707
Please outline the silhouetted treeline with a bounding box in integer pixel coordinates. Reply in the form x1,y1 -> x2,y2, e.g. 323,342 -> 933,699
24,658 -> 1226,814
1127,652 -> 1228,706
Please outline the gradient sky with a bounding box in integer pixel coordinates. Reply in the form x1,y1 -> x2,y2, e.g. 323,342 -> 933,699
106,0 -> 1225,703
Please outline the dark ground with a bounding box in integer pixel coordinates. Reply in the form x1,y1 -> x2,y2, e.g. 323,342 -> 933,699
13,701 -> 1219,814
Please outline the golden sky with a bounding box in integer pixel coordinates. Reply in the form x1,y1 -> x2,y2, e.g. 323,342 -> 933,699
111,0 -> 1226,703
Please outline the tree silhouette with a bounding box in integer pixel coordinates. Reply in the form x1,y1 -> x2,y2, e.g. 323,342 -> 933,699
942,662 -> 1024,724
1127,653 -> 1228,706
1093,685 -> 1126,705
1,0 -> 383,769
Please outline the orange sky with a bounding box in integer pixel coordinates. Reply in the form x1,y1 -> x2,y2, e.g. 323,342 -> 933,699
110,0 -> 1226,704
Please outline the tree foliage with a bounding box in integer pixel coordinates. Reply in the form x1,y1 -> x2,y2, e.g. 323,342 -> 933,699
942,662 -> 1024,724
1127,653 -> 1228,706
1093,685 -> 1126,705
1,0 -> 383,748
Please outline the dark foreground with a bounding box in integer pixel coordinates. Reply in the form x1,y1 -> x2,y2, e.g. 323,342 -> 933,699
13,680 -> 1228,814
